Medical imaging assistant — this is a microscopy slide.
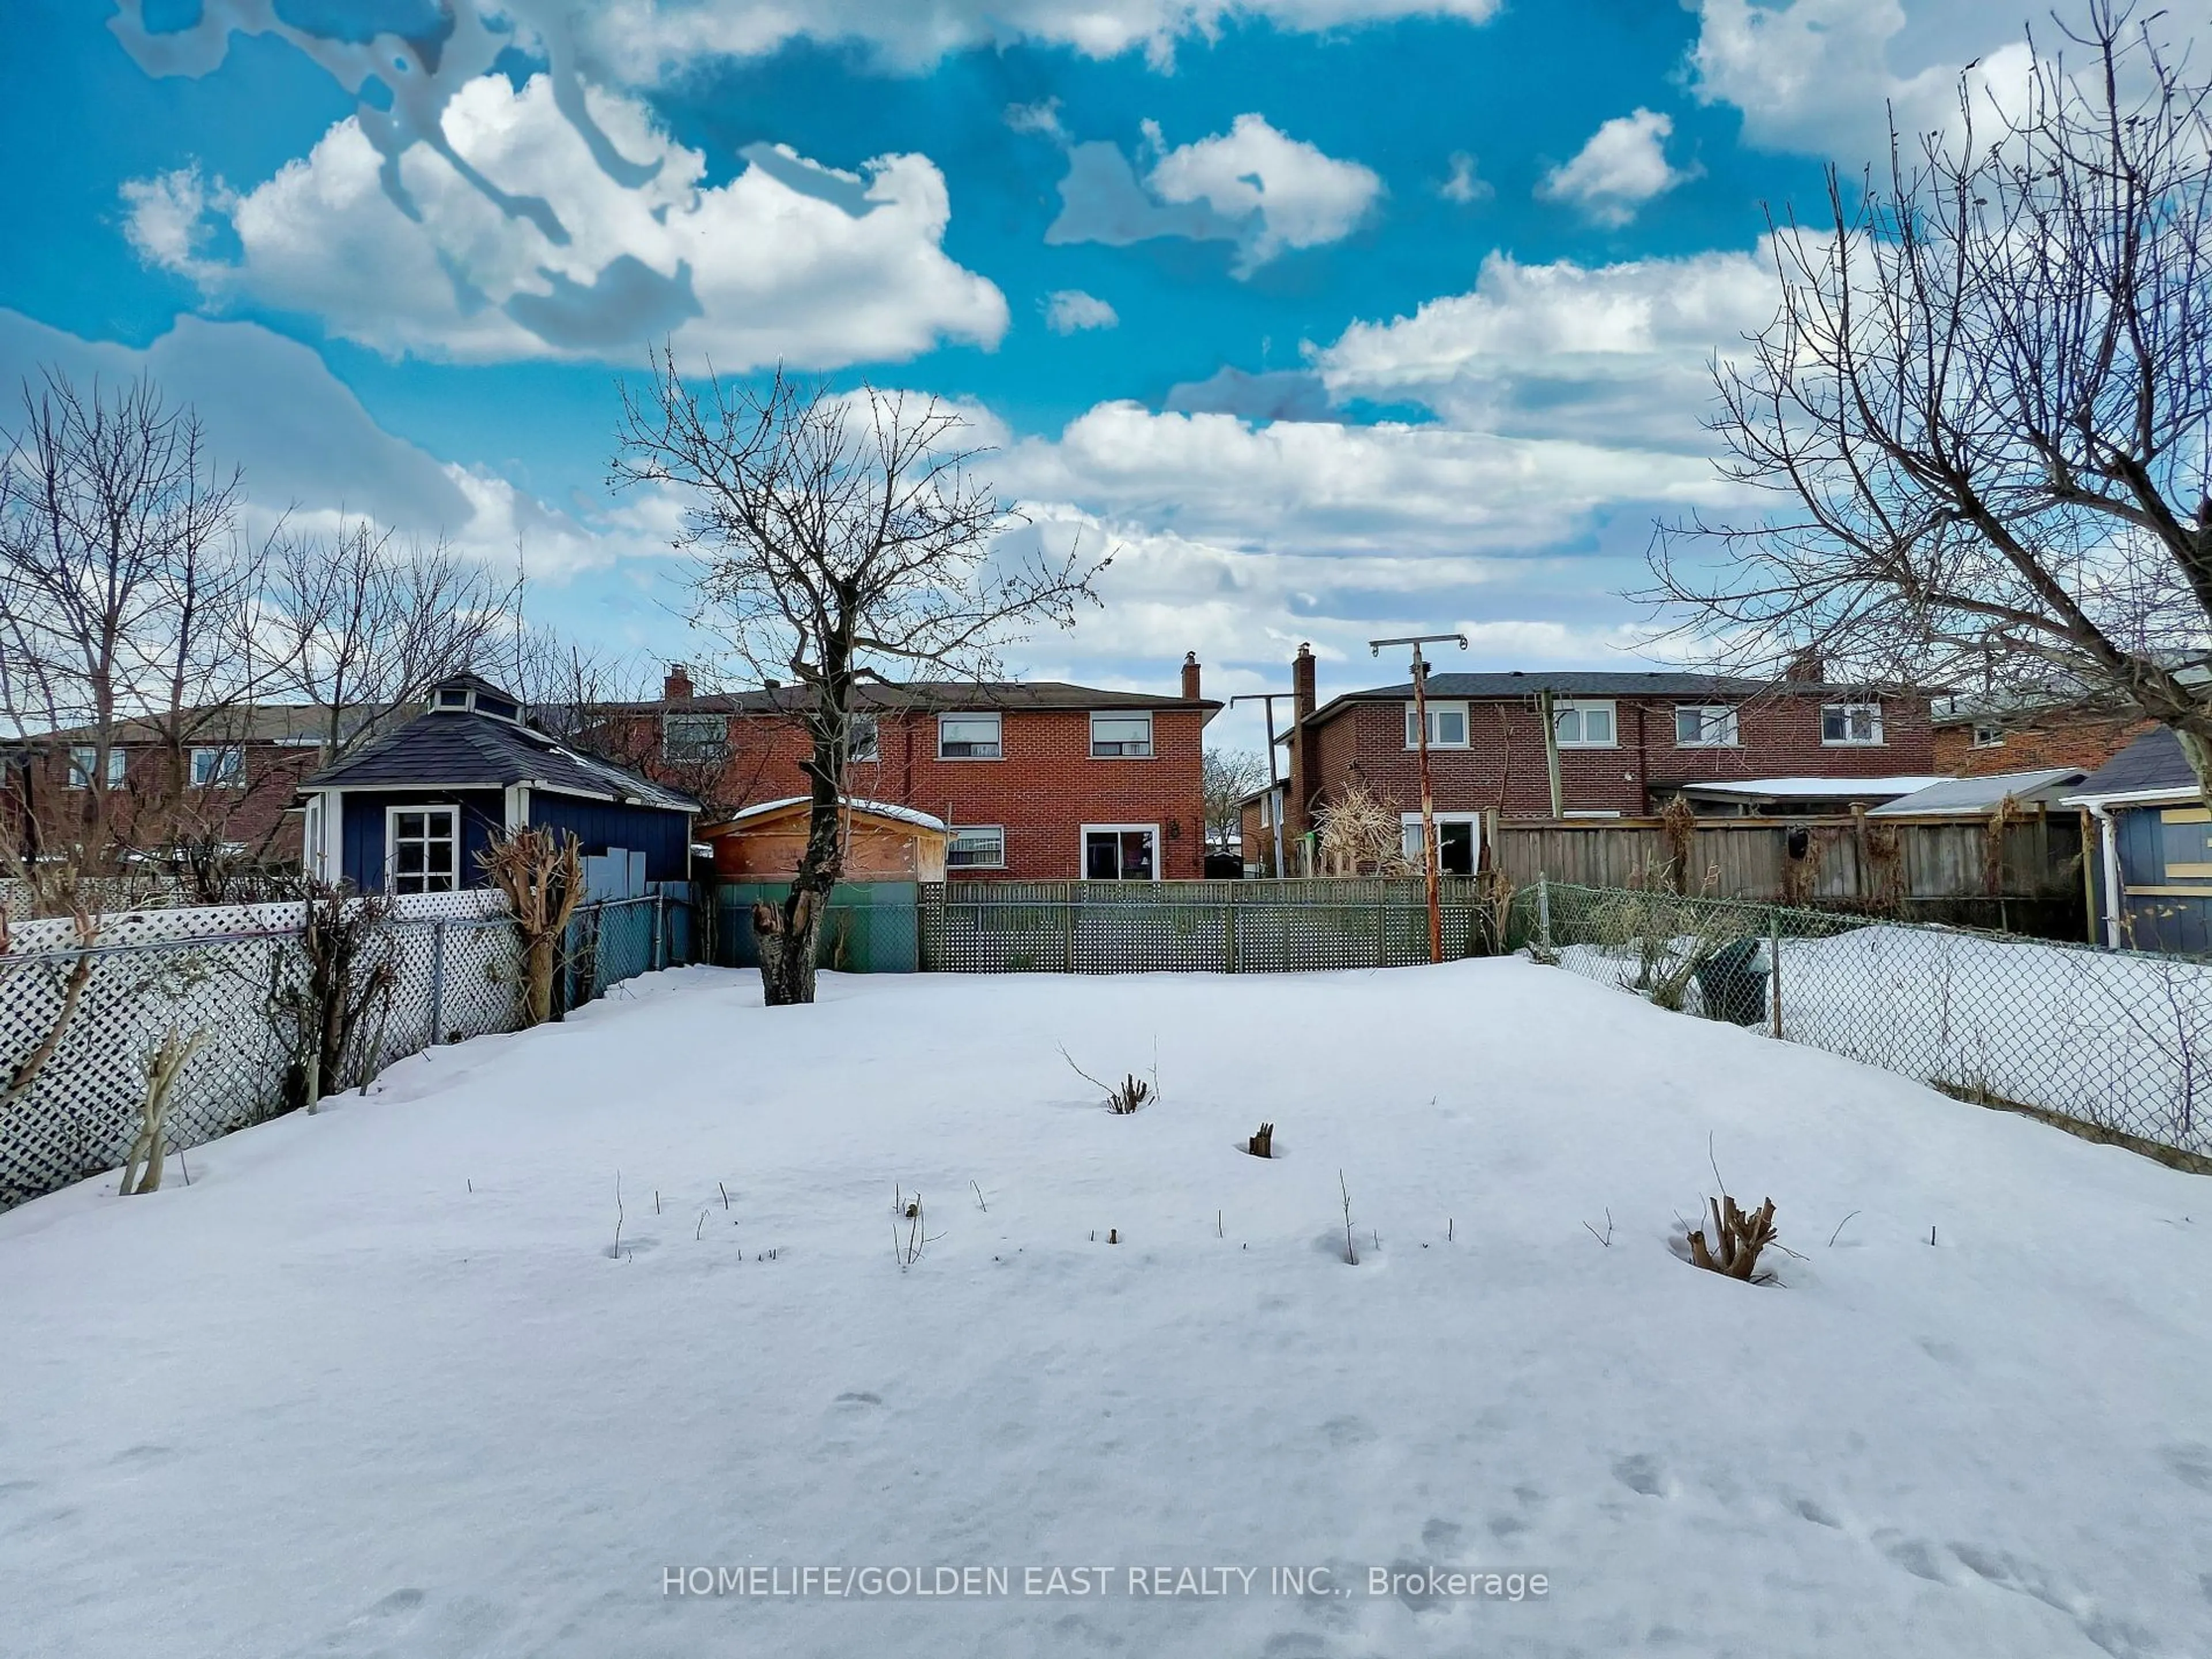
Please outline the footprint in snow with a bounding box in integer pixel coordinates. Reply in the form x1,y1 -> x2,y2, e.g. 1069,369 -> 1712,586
1790,1495 -> 1844,1529
1320,1415 -> 1374,1449
316,1587 -> 426,1656
1612,1454 -> 1669,1498
2161,1443 -> 2212,1493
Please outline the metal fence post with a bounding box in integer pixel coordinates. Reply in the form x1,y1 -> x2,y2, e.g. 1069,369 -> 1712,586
654,891 -> 666,972
428,919 -> 447,1046
1768,910 -> 1784,1040
1537,873 -> 1552,952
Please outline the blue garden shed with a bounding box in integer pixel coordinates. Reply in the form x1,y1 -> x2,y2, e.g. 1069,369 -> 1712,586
2067,726 -> 2212,953
298,673 -> 698,896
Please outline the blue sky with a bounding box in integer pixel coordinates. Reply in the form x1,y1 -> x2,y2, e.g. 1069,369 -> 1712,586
0,1 -> 2059,751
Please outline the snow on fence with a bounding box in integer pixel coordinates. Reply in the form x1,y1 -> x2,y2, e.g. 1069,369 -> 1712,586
1527,880 -> 2212,1166
919,878 -> 1503,974
0,891 -> 684,1211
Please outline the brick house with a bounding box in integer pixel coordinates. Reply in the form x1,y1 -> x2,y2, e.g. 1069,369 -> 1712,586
2,705 -> 366,869
597,657 -> 1220,881
1932,700 -> 2160,778
1280,646 -> 1936,871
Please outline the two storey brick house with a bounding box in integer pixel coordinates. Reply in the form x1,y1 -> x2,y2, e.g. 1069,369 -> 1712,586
1281,646 -> 1936,872
609,658 -> 1220,881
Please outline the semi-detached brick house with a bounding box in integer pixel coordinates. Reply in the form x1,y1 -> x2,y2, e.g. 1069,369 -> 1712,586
621,658 -> 1221,881
1281,645 -> 1935,872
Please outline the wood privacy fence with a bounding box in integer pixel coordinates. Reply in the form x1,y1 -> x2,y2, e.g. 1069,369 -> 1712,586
919,878 -> 1502,973
1490,812 -> 2088,940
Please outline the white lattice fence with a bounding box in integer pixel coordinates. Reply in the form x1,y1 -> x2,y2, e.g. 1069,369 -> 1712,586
0,900 -> 523,1211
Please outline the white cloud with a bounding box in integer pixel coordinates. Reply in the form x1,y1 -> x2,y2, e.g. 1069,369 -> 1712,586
1144,114 -> 1383,275
120,72 -> 1007,369
1045,114 -> 1381,278
1041,290 -> 1120,334
1537,108 -> 1698,227
567,0 -> 1502,77
1686,0 -> 2042,162
996,402 -> 1734,558
1438,151 -> 1493,205
0,309 -> 657,579
1312,243 -> 1781,445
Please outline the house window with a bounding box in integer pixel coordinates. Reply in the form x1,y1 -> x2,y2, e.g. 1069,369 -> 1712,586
1675,705 -> 1740,748
849,715 -> 880,763
1090,711 -> 1154,757
948,825 -> 1005,869
1083,824 -> 1157,880
939,713 -> 1002,759
190,746 -> 243,787
1552,700 -> 1616,747
1400,812 -> 1481,876
1971,721 -> 2005,749
1404,702 -> 1469,748
387,806 -> 459,895
662,712 -> 726,762
1821,703 -> 1884,745
66,746 -> 126,789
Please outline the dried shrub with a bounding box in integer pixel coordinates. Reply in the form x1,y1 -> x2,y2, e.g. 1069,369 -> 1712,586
1314,781 -> 1411,877
480,827 -> 584,1027
1685,1193 -> 1779,1282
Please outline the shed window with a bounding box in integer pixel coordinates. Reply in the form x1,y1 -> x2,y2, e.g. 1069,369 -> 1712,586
388,806 -> 459,895
939,714 -> 1002,759
1552,700 -> 1616,747
1822,703 -> 1884,745
948,825 -> 1005,868
1090,711 -> 1153,757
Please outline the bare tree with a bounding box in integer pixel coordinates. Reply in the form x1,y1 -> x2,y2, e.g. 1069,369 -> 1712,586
266,521 -> 520,764
1202,747 -> 1268,856
1648,2 -> 2212,796
0,370 -> 268,868
612,357 -> 1105,1005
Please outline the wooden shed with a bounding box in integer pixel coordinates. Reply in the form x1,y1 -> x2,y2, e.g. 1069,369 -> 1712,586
699,798 -> 949,882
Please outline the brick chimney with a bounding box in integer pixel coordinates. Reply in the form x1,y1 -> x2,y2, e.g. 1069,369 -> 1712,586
1287,643 -> 1319,858
1783,647 -> 1823,684
1181,651 -> 1202,701
663,663 -> 694,703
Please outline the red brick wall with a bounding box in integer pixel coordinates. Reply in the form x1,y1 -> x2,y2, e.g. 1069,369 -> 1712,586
1305,692 -> 1936,820
656,707 -> 1210,880
1933,712 -> 2157,777
17,743 -> 317,864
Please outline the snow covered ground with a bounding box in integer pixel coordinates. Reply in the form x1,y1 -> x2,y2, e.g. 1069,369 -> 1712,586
5,961 -> 2211,1658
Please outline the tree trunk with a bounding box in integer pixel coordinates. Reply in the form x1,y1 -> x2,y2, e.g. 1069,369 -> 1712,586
753,891 -> 821,1006
2178,726 -> 2212,816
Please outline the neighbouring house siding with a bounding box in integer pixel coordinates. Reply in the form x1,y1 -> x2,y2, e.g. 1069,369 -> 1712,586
527,794 -> 691,882
340,789 -> 505,893
1300,692 -> 1936,826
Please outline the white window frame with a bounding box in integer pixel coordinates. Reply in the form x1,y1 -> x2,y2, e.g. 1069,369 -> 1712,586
190,745 -> 244,788
66,745 -> 126,789
1089,710 -> 1154,759
1971,721 -> 2005,749
385,804 -> 460,896
1081,823 -> 1160,881
946,824 -> 1006,869
1673,704 -> 1740,748
1552,699 -> 1618,748
848,714 -> 880,763
938,712 -> 1003,760
1399,811 -> 1483,874
1404,701 -> 1470,750
1821,702 -> 1885,746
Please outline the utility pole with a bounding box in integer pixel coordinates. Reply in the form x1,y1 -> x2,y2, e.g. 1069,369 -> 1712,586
1536,688 -> 1564,819
1231,691 -> 1297,879
1370,632 -> 1468,963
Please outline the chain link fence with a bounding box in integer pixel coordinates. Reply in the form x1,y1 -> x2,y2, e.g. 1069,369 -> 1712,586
1520,880 -> 2212,1168
0,893 -> 694,1212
